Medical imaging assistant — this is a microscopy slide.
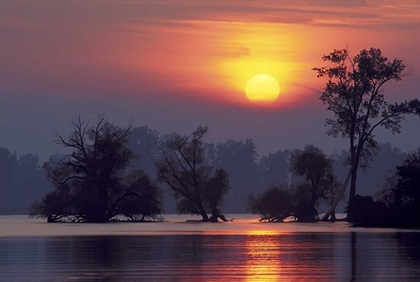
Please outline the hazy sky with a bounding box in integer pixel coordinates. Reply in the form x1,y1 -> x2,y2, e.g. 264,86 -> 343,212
1,0 -> 419,160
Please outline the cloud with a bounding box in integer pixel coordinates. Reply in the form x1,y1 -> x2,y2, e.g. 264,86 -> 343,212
1,0 -> 418,32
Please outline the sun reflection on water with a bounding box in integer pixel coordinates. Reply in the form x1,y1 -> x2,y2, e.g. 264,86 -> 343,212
246,233 -> 282,282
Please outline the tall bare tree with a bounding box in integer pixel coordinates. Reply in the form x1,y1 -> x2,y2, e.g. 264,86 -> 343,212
313,47 -> 420,220
30,115 -> 162,222
154,125 -> 231,222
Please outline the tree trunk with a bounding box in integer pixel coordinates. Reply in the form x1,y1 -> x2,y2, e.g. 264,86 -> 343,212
349,142 -> 363,207
199,205 -> 209,222
330,209 -> 336,222
87,194 -> 109,223
209,214 -> 218,222
191,193 -> 209,222
321,169 -> 352,221
349,167 -> 358,204
210,212 -> 229,222
309,178 -> 318,209
201,213 -> 209,222
348,158 -> 359,222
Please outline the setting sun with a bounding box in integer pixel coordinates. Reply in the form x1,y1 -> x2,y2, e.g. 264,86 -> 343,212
245,74 -> 280,105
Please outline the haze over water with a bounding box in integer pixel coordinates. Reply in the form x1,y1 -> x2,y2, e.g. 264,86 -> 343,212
1,215 -> 419,281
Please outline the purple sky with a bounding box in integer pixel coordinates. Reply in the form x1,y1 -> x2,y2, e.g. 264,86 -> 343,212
0,0 -> 419,160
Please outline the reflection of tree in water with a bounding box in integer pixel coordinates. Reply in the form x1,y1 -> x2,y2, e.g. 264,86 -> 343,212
3,233 -> 420,281
396,233 -> 420,263
39,234 -> 342,281
349,232 -> 420,281
42,235 -> 234,281
44,236 -> 164,281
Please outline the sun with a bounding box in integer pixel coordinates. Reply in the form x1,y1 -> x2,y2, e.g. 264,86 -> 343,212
245,74 -> 280,105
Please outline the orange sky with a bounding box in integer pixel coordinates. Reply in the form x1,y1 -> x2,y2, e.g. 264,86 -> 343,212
0,0 -> 419,157
2,1 -> 419,105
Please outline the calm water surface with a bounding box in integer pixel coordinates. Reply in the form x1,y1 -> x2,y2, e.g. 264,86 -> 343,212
1,215 -> 419,281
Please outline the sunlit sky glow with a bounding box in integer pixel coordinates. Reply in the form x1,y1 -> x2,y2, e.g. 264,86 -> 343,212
0,0 -> 419,159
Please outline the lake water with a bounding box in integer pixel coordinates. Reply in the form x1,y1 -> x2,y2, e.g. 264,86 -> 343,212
1,215 -> 419,281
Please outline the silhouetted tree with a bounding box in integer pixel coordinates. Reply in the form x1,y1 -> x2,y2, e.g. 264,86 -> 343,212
30,115 -> 162,222
248,186 -> 293,222
331,143 -> 407,213
154,125 -> 231,222
345,149 -> 420,228
379,149 -> 420,227
313,47 -> 420,220
249,145 -> 341,222
345,195 -> 390,227
290,145 -> 341,221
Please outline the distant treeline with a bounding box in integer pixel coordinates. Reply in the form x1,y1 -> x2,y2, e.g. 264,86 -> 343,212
0,150 -> 50,214
0,125 -> 408,215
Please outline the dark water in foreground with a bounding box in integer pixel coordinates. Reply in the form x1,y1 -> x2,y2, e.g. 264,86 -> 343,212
1,215 -> 420,281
